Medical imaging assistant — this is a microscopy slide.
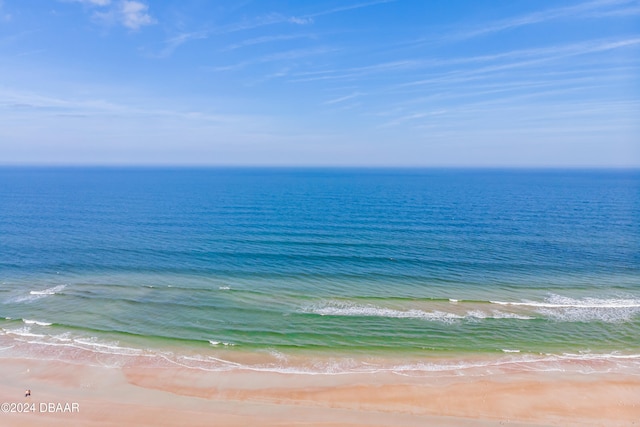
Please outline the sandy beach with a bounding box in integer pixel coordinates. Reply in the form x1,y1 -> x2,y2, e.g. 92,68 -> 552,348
0,357 -> 638,427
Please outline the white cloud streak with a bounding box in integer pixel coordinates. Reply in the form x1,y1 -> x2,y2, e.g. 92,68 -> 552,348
590,4 -> 640,16
323,92 -> 362,105
216,13 -> 303,34
222,34 -> 317,52
397,38 -> 640,89
288,16 -> 313,25
289,37 -> 640,85
156,31 -> 209,58
152,0 -> 394,58
450,0 -> 637,41
304,0 -> 397,18
0,86 -> 252,124
209,1 -> 395,37
208,47 -> 338,72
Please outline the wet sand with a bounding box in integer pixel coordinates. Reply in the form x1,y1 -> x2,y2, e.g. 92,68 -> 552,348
0,357 -> 638,426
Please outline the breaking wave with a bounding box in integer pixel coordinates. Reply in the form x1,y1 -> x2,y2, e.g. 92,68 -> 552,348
491,294 -> 640,323
301,302 -> 533,323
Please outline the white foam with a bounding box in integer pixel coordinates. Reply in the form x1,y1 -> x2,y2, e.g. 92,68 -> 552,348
268,350 -> 289,361
6,284 -> 67,304
2,327 -> 639,376
218,286 -> 231,290
3,327 -> 46,339
557,351 -> 640,361
492,294 -> 640,323
51,333 -> 73,342
491,294 -> 640,309
174,354 -> 243,370
303,302 -> 534,323
72,338 -> 143,355
30,285 -> 67,296
21,340 -> 72,348
465,310 -> 488,319
209,340 -> 234,346
303,302 -> 463,323
486,311 -> 534,320
23,319 -> 52,326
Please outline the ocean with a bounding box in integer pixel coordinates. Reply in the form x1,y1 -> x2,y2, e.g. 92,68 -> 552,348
1,168 -> 639,374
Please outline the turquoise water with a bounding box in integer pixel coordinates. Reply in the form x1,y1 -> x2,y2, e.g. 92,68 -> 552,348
1,168 -> 639,372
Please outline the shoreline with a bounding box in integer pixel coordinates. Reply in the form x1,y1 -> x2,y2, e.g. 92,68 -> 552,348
3,330 -> 640,376
0,354 -> 639,426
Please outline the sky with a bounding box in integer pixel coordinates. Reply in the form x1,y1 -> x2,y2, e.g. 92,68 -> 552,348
0,0 -> 638,167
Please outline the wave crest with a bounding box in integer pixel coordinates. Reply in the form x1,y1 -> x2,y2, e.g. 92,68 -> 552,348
491,294 -> 640,323
301,302 -> 533,323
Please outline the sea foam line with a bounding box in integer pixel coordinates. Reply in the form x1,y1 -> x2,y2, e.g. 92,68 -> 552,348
4,285 -> 68,304
302,302 -> 533,322
29,285 -> 67,296
303,302 -> 462,322
490,294 -> 640,323
168,351 -> 640,376
2,327 -> 46,339
23,319 -> 52,326
209,340 -> 234,346
490,295 -> 640,309
2,328 -> 639,376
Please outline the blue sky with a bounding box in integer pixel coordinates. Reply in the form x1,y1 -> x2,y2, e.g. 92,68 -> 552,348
0,0 -> 638,166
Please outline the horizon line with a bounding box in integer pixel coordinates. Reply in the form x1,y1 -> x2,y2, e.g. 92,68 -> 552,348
1,163 -> 638,171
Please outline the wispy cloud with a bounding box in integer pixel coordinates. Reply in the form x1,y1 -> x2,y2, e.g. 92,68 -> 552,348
372,43 -> 639,130
242,67 -> 294,86
0,86 -> 252,124
208,47 -> 338,72
211,1 -> 395,36
66,0 -> 155,30
0,29 -> 40,46
377,110 -> 448,128
16,49 -> 46,57
290,60 -> 421,83
157,18 -> 317,58
0,0 -> 12,21
215,12 -> 307,34
288,16 -> 313,25
589,4 -> 640,17
323,92 -> 362,105
304,0 -> 397,18
152,0 -> 393,58
63,0 -> 111,5
290,36 -> 640,86
156,30 -> 209,58
392,69 -> 637,108
222,33 -> 317,52
450,0 -> 637,41
119,1 -> 154,30
397,37 -> 640,89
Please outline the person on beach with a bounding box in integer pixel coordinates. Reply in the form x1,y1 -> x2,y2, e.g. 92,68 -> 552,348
25,389 -> 31,397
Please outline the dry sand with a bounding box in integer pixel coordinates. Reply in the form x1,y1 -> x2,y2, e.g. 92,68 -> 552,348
0,357 -> 638,426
